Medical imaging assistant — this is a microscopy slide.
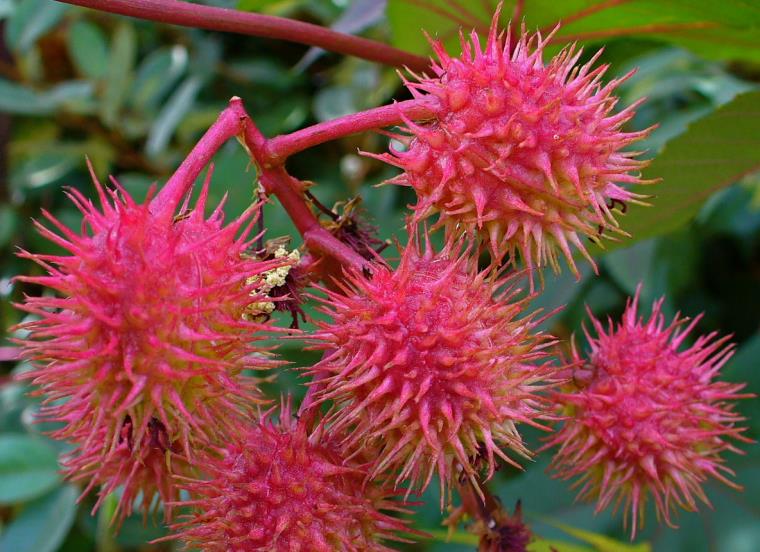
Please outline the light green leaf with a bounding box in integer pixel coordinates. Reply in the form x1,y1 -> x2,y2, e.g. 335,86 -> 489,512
130,45 -> 188,111
5,0 -> 67,53
67,20 -> 109,79
600,91 -> 760,253
0,485 -> 78,552
0,434 -> 60,504
145,74 -> 204,157
0,79 -> 55,114
543,519 -> 652,552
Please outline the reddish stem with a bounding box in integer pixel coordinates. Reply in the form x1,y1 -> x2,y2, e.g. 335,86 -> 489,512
254,166 -> 368,272
265,99 -> 436,165
152,97 -> 368,273
151,105 -> 242,216
57,0 -> 430,72
548,21 -> 717,45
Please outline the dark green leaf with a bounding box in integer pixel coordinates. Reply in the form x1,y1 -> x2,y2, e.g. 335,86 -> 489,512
0,205 -> 17,248
599,91 -> 760,253
5,0 -> 67,53
604,239 -> 656,296
100,21 -> 137,127
388,1 -> 760,63
67,20 -> 109,79
0,434 -> 60,504
0,485 -> 78,552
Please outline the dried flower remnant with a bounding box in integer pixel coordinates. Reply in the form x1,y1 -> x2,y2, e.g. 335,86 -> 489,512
545,287 -> 752,538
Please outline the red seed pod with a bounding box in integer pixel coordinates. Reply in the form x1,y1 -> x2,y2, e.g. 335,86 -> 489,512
308,231 -> 561,501
165,402 -> 414,551
370,13 -> 653,277
15,167 -> 284,520
545,287 -> 752,538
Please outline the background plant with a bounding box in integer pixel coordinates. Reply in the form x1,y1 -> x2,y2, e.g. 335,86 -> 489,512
0,1 -> 758,551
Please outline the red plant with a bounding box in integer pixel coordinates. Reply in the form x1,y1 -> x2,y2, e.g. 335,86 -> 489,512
545,288 -> 752,537
307,233 -> 560,499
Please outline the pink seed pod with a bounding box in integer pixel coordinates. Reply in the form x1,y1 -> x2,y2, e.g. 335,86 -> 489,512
164,401 -> 414,551
15,165 -> 285,521
308,230 -> 561,502
370,12 -> 653,278
545,287 -> 753,538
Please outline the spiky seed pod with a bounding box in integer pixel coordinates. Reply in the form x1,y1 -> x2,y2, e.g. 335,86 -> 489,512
370,14 -> 653,277
544,288 -> 752,538
308,232 -> 560,500
74,417 -> 194,522
15,169 -> 284,520
165,402 -> 414,551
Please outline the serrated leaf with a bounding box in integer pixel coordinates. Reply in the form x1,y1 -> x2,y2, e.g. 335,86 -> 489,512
67,20 -> 109,79
600,91 -> 760,253
387,1 -> 760,63
0,434 -> 60,504
0,485 -> 78,552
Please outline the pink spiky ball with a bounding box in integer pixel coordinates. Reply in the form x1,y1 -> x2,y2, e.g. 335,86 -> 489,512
15,168 -> 283,520
309,232 -> 560,499
545,288 -> 752,538
165,402 -> 413,551
373,15 -> 653,276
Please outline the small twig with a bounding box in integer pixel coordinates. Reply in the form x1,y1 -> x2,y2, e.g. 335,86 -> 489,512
305,190 -> 339,221
265,99 -> 436,165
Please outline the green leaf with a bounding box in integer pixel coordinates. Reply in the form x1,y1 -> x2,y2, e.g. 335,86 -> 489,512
0,434 -> 60,504
0,485 -> 78,552
145,74 -> 204,157
0,205 -> 18,248
100,21 -> 137,127
5,0 -> 67,53
599,91 -> 760,253
67,20 -> 109,79
387,1 -> 760,64
542,519 -> 652,552
130,45 -> 188,111
425,528 -> 596,551
0,79 -> 55,114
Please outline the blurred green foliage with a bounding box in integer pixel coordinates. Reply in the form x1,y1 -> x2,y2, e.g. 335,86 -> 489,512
0,1 -> 758,551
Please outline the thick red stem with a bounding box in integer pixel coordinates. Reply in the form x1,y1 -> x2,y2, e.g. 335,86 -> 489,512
265,99 -> 436,164
151,106 -> 242,216
152,97 -> 368,273
57,0 -> 430,72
